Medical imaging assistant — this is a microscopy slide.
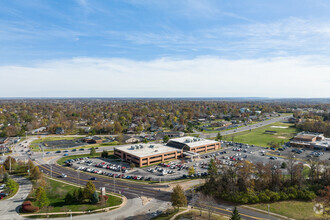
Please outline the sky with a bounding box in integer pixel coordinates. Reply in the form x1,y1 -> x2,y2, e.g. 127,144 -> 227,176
0,0 -> 330,98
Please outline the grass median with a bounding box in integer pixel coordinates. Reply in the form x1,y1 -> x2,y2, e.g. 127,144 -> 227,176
24,177 -> 122,214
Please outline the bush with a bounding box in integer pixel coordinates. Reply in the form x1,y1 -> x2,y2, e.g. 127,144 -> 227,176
22,201 -> 32,207
248,194 -> 260,204
258,192 -> 270,202
22,201 -> 39,213
279,192 -> 289,200
23,205 -> 39,213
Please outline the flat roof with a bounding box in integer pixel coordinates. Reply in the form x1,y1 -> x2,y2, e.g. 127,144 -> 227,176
115,144 -> 179,158
168,136 -> 219,148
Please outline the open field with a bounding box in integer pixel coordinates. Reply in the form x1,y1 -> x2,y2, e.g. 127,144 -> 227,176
248,201 -> 323,220
26,178 -> 122,213
223,122 -> 298,147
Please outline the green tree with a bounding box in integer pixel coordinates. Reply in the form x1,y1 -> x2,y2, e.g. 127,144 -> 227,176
216,132 -> 222,141
90,147 -> 96,156
163,135 -> 169,143
64,192 -> 74,205
6,178 -> 18,192
35,187 -> 49,208
3,172 -> 9,183
84,181 -> 96,201
101,150 -> 108,158
208,158 -> 218,177
91,191 -> 99,204
188,166 -> 195,176
230,207 -> 241,220
171,184 -> 187,209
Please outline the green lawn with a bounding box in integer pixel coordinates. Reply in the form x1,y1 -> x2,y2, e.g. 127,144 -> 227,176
248,201 -> 322,220
175,209 -> 228,220
31,137 -> 81,144
223,122 -> 298,147
27,178 -> 122,213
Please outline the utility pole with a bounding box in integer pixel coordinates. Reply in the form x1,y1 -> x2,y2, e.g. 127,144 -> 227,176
50,165 -> 52,178
113,176 -> 116,193
9,158 -> 11,174
77,170 -> 80,186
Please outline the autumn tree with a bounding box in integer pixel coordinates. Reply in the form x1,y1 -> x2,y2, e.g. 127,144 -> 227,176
171,184 -> 187,209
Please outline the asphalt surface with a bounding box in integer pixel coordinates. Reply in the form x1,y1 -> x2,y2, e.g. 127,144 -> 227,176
36,160 -> 280,220
35,161 -> 171,201
0,176 -> 32,220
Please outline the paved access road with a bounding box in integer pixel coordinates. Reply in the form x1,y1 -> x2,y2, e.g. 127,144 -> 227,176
36,161 -> 280,220
0,176 -> 32,220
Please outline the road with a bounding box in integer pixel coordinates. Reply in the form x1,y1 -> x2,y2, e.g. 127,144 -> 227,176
36,160 -> 280,220
197,114 -> 292,138
0,176 -> 32,220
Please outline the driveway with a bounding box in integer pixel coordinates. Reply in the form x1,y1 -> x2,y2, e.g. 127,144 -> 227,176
0,176 -> 32,220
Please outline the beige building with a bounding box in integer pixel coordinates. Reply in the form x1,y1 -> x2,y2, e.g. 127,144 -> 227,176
114,136 -> 221,167
114,144 -> 181,167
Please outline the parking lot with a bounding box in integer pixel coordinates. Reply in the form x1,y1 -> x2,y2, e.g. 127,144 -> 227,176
63,141 -> 330,182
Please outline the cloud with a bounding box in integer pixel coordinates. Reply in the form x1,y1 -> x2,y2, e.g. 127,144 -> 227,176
0,56 -> 329,98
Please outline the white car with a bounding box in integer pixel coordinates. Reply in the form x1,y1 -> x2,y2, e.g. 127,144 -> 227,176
61,173 -> 67,178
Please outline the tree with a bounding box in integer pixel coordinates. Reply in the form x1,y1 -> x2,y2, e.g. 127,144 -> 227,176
31,166 -> 42,180
3,172 -> 9,183
188,166 -> 195,176
170,184 -> 187,209
35,187 -> 49,208
281,162 -> 287,169
114,121 -> 123,134
116,134 -> 124,144
64,192 -> 74,205
230,207 -> 241,220
215,132 -> 222,141
4,156 -> 17,172
91,191 -> 99,204
27,160 -> 35,173
130,163 -> 135,169
101,150 -> 108,158
163,135 -> 169,143
84,181 -> 96,201
90,147 -> 96,156
208,158 -> 218,177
